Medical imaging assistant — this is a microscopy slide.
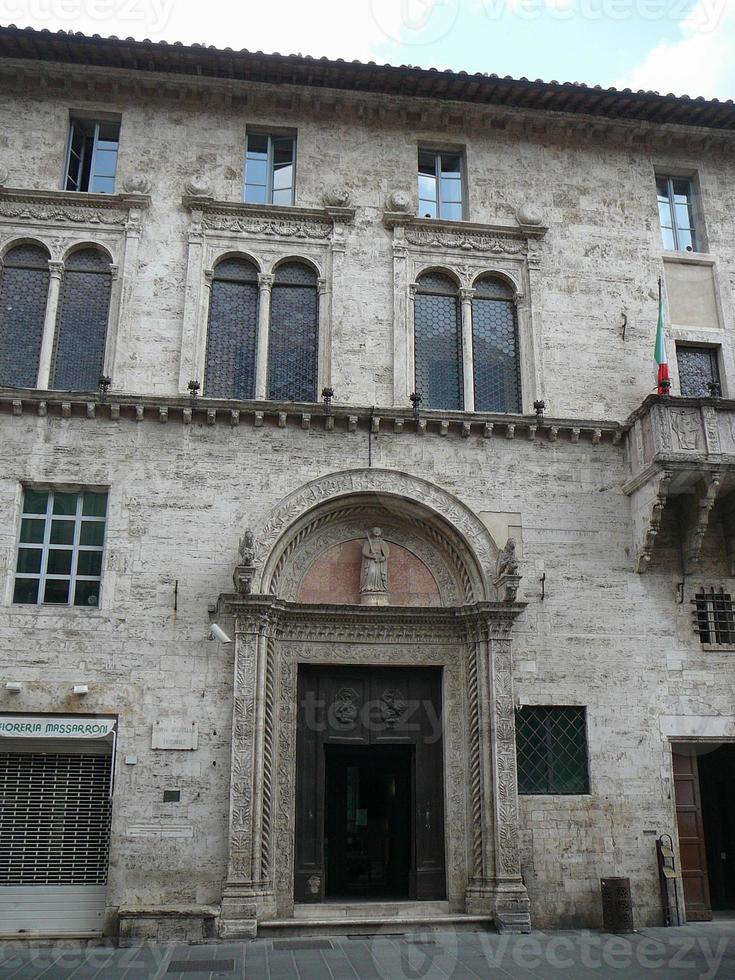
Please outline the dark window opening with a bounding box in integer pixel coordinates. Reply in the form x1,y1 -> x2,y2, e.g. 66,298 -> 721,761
268,261 -> 318,402
0,243 -> 50,388
516,706 -> 589,795
677,345 -> 721,398
51,248 -> 112,392
414,271 -> 462,411
204,257 -> 259,399
693,589 -> 735,645
472,276 -> 521,413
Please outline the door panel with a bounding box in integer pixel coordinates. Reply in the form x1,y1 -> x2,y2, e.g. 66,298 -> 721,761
673,749 -> 712,921
295,665 -> 446,903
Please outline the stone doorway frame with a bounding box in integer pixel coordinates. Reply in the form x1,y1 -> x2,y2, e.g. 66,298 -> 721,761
216,469 -> 531,937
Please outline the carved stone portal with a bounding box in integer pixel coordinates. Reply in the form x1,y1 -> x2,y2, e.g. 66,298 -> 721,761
217,470 -> 530,935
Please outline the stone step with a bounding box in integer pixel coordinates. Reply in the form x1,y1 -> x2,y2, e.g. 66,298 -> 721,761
294,900 -> 450,920
257,912 -> 494,939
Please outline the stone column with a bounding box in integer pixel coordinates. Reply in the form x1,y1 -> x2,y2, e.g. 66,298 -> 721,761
316,277 -> 329,392
254,274 -> 273,400
460,287 -> 475,412
487,630 -> 531,932
220,605 -> 277,938
36,260 -> 63,388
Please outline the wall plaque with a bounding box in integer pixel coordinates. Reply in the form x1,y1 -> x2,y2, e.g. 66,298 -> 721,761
152,719 -> 198,751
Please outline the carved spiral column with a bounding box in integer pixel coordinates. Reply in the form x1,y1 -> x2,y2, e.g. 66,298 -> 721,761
220,604 -> 278,938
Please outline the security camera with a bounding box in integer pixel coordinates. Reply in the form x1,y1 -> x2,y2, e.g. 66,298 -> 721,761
208,623 -> 232,644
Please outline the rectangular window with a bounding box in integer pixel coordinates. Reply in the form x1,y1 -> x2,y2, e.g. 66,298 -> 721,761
516,706 -> 589,795
418,149 -> 464,221
13,488 -> 107,607
677,345 -> 721,397
244,133 -> 296,206
656,176 -> 698,252
694,589 -> 735,645
65,118 -> 120,194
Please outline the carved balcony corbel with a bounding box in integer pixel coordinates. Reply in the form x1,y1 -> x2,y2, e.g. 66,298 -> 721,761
680,474 -> 721,574
633,470 -> 673,573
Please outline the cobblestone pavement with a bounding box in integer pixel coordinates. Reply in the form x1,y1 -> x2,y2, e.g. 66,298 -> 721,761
1,923 -> 734,979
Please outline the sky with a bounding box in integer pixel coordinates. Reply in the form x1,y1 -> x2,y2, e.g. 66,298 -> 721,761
1,0 -> 733,101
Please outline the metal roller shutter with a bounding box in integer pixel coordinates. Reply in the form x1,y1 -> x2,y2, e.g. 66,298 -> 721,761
0,745 -> 113,936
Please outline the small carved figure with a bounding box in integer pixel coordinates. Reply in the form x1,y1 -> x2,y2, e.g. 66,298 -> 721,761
332,687 -> 359,725
360,527 -> 390,594
380,689 -> 407,727
496,537 -> 520,578
238,530 -> 255,566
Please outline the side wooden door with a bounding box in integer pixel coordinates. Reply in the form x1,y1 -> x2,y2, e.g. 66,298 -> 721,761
673,749 -> 712,921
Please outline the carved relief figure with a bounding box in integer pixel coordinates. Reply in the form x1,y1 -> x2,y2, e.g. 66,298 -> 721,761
496,537 -> 520,578
332,687 -> 360,725
671,411 -> 701,451
380,689 -> 407,727
238,530 -> 255,565
360,527 -> 390,595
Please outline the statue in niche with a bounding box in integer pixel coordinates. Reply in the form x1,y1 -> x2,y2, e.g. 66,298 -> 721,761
496,537 -> 520,578
360,527 -> 390,603
238,530 -> 255,566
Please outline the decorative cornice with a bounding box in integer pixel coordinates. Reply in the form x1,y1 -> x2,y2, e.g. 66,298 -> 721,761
183,197 -> 354,239
384,213 -> 547,253
0,187 -> 151,227
0,387 -> 623,446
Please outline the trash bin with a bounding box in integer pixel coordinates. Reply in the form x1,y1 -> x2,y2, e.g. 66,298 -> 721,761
600,877 -> 634,933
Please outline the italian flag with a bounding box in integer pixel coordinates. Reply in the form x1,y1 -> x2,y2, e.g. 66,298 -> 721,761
655,278 -> 669,396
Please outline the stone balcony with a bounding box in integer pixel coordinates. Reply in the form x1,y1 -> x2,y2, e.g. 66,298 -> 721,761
623,395 -> 735,573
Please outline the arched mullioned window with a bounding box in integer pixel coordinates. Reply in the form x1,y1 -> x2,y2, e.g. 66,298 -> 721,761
0,243 -> 51,388
51,248 -> 112,391
414,271 -> 462,411
204,256 -> 259,399
472,276 -> 521,413
268,261 -> 318,403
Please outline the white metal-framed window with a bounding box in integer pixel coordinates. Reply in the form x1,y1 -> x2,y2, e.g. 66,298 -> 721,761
244,133 -> 296,206
13,488 -> 108,607
418,149 -> 465,221
656,176 -> 699,252
65,118 -> 120,194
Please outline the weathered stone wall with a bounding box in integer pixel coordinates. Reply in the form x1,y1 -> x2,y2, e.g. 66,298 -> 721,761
1,75 -> 734,417
0,407 -> 730,928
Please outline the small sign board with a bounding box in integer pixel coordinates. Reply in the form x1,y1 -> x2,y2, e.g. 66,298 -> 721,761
152,719 -> 198,751
0,715 -> 116,739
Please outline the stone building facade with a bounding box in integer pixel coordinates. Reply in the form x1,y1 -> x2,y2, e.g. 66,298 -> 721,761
0,25 -> 734,941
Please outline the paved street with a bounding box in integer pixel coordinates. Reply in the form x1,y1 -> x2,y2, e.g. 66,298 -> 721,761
1,923 -> 734,980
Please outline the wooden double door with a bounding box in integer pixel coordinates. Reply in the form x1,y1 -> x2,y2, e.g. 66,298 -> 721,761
294,666 -> 446,903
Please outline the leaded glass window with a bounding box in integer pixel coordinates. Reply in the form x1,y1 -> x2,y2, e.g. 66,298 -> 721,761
50,248 -> 112,392
268,262 -> 318,402
656,176 -> 698,252
677,345 -> 720,398
418,150 -> 464,220
13,488 -> 107,607
65,118 -> 120,194
244,133 -> 296,206
414,272 -> 462,411
0,243 -> 50,388
204,257 -> 259,399
472,276 -> 521,413
516,706 -> 589,795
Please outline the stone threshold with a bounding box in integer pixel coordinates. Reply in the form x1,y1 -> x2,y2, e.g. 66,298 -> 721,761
0,388 -> 623,445
257,911 -> 494,938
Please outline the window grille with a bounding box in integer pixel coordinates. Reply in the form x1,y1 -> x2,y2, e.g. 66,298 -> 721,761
0,243 -> 50,388
244,133 -> 296,206
50,248 -> 112,392
50,248 -> 112,391
472,276 -> 521,413
0,751 -> 112,885
516,706 -> 589,795
677,345 -> 720,398
65,118 -> 119,194
414,272 -> 463,411
418,150 -> 464,220
13,488 -> 107,607
268,262 -> 318,402
693,588 -> 735,645
204,257 -> 259,399
656,176 -> 698,252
